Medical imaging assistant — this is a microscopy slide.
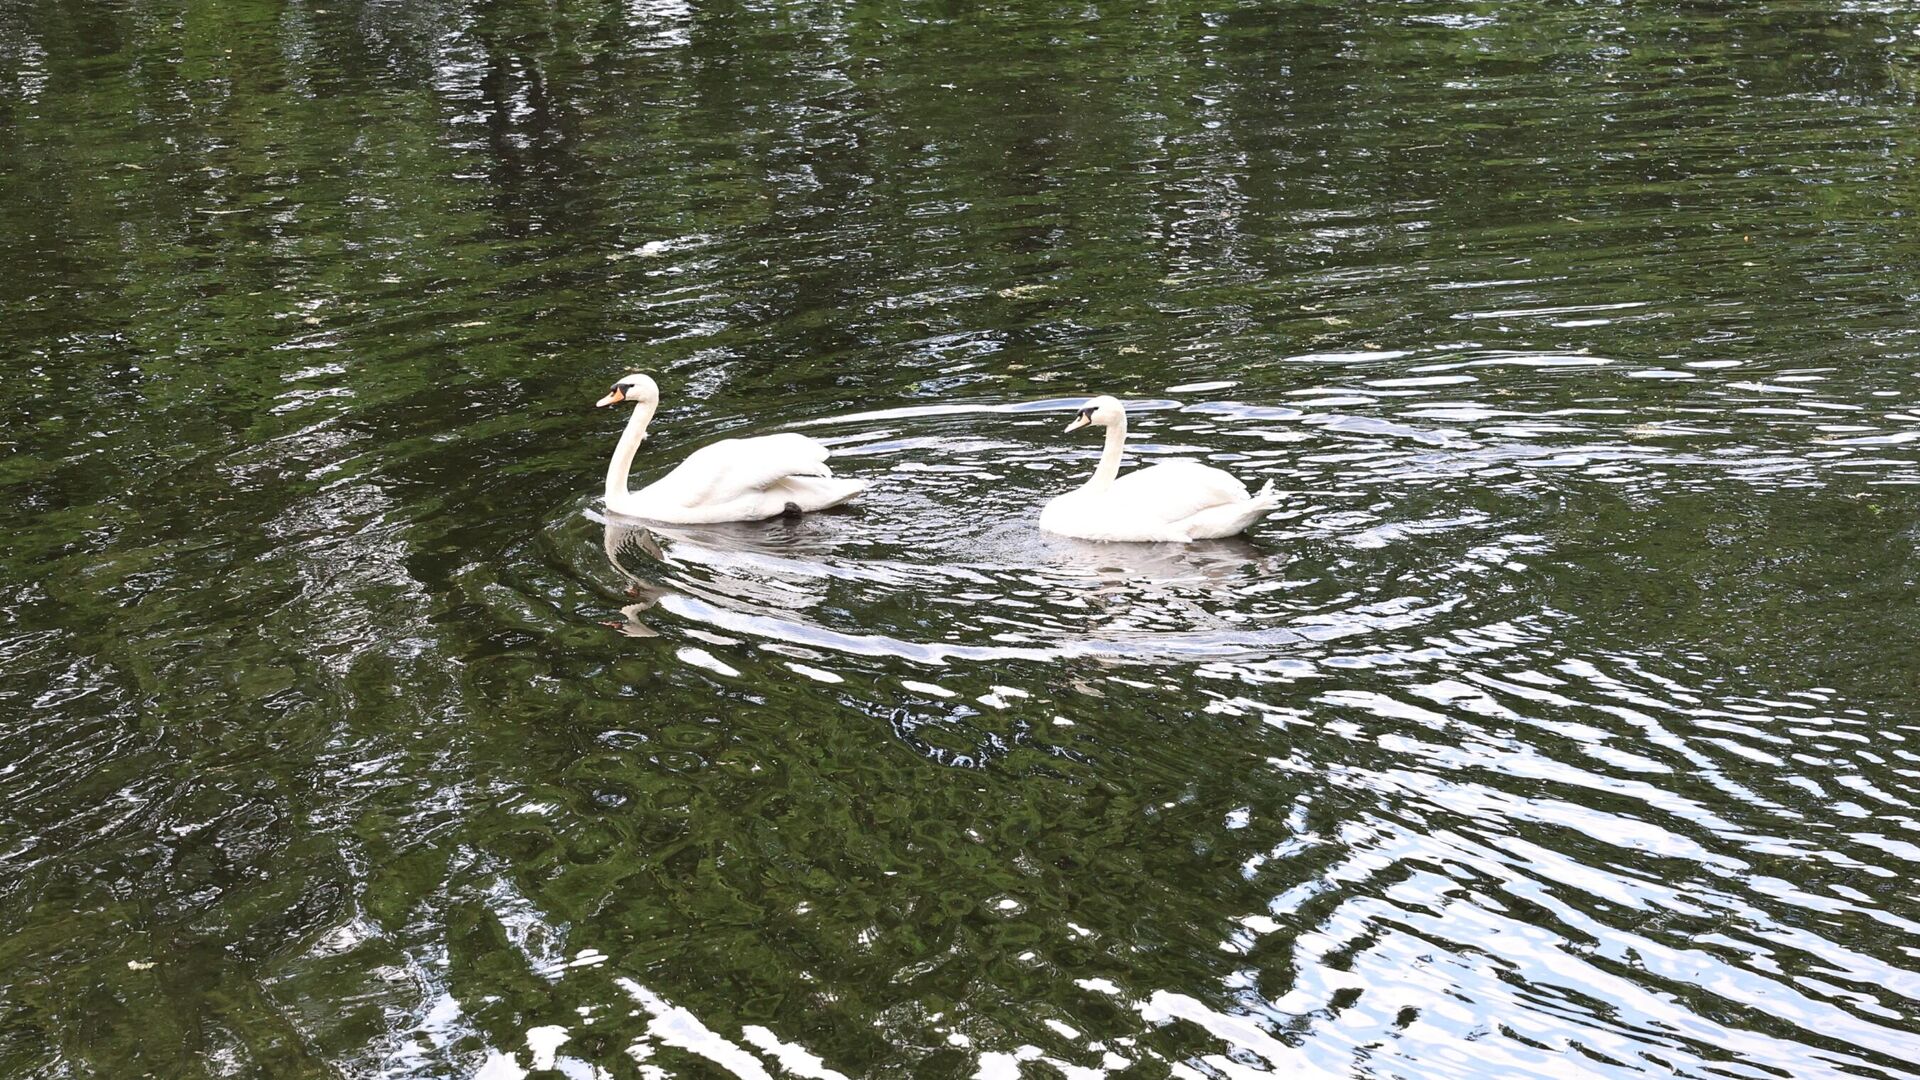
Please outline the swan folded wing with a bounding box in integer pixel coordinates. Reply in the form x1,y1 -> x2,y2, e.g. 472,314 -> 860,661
1108,461 -> 1250,525
658,432 -> 835,505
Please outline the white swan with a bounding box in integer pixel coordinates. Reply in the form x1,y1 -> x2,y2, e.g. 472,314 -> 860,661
1039,395 -> 1278,542
596,373 -> 866,523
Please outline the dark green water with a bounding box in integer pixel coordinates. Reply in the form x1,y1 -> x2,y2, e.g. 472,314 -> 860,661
5,1 -> 1920,1076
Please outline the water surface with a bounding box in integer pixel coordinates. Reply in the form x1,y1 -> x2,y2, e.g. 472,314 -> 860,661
4,1 -> 1920,1077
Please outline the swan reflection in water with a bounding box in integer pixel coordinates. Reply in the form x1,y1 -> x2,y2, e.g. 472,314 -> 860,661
599,517 -> 667,637
596,506 -> 1297,665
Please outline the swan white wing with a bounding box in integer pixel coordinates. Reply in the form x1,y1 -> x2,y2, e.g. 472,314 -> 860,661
651,432 -> 834,507
1107,461 -> 1249,526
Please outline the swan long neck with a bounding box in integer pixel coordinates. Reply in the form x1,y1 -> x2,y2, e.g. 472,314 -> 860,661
1086,410 -> 1128,493
605,400 -> 656,504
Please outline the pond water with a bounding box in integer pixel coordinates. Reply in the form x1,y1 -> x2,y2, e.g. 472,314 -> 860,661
4,1 -> 1920,1077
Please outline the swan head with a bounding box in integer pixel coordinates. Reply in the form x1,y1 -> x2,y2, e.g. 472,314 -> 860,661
1063,395 -> 1125,433
596,373 -> 659,409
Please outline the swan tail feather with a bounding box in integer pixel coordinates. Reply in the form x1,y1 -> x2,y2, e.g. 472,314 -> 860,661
1179,480 -> 1281,540
772,475 -> 866,513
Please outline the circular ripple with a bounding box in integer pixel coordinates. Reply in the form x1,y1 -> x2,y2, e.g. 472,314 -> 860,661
582,398 -> 1536,667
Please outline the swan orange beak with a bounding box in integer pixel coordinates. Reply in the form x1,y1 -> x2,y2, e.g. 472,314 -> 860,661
596,387 -> 625,407
1063,414 -> 1091,433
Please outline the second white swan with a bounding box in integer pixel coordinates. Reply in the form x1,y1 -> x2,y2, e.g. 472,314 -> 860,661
596,373 -> 866,523
1039,395 -> 1278,542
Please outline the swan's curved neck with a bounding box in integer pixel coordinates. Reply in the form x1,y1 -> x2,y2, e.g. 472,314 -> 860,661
1085,411 -> 1128,493
605,401 -> 656,505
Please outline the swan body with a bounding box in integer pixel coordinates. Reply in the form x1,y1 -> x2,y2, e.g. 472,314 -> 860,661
597,374 -> 865,524
1039,395 -> 1278,542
